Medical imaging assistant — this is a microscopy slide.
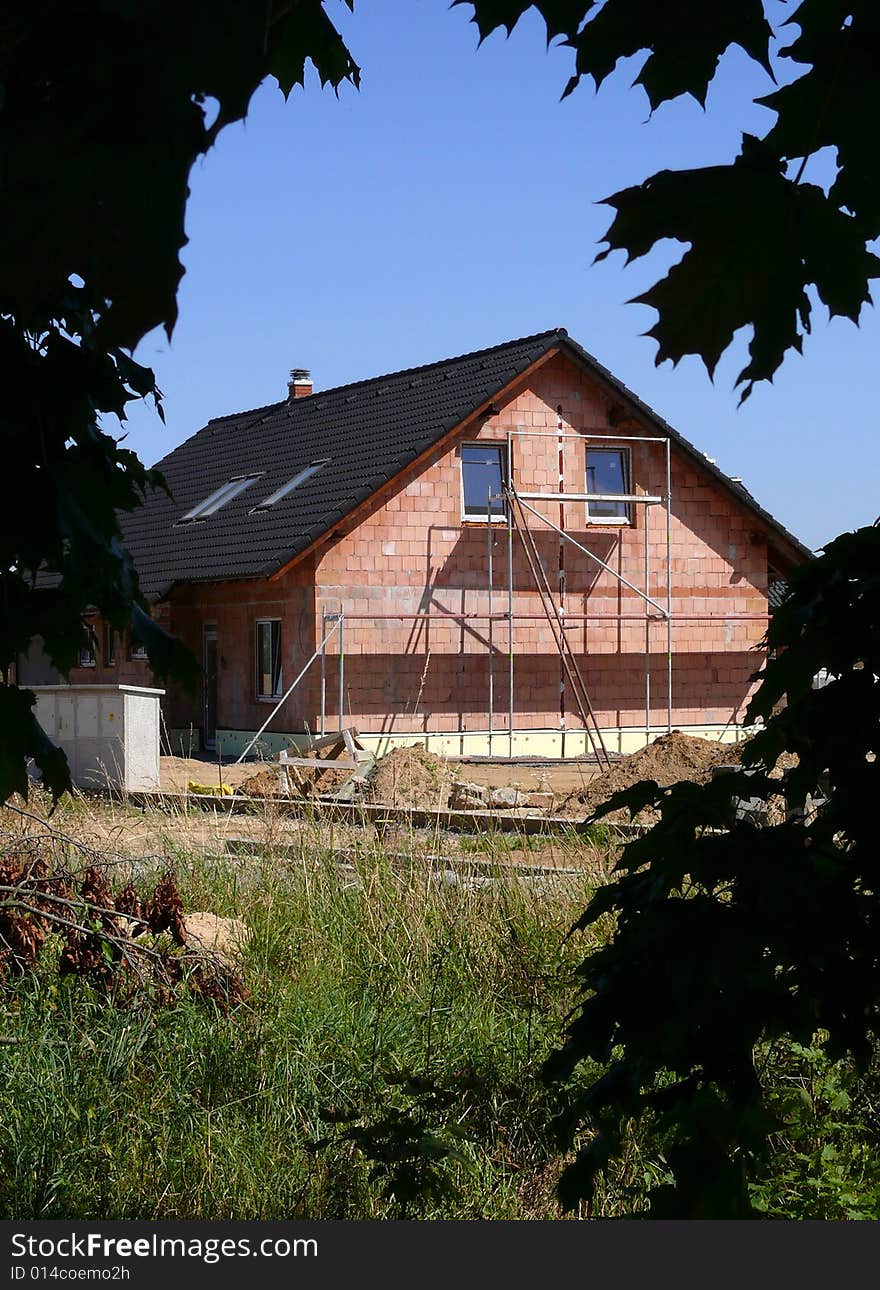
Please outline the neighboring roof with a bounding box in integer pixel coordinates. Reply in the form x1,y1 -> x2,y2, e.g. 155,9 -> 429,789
767,579 -> 790,610
120,328 -> 812,600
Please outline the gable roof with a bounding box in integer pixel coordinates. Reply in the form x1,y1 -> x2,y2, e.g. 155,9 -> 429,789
121,327 -> 811,600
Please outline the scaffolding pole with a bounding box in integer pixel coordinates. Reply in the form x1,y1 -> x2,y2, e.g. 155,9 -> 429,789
666,437 -> 673,733
513,495 -> 669,617
320,609 -> 327,737
644,484 -> 651,739
508,490 -> 611,768
504,426 -> 673,758
338,611 -> 345,733
487,489 -> 494,756
507,434 -> 514,760
302,430 -> 704,759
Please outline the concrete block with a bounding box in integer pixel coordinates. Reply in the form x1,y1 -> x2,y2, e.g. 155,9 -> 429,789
31,684 -> 164,793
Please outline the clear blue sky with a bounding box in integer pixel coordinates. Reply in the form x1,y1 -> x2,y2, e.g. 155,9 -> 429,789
119,0 -> 879,553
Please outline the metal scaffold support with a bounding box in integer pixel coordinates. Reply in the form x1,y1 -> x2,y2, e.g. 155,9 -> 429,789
503,427 -> 674,753
247,427 -> 682,761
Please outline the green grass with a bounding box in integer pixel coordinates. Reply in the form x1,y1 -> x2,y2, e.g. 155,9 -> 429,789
6,810 -> 876,1219
0,837 -> 604,1219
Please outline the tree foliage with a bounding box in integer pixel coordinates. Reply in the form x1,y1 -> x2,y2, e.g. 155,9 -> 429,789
541,526 -> 880,1216
0,2 -> 358,800
459,1 -> 880,400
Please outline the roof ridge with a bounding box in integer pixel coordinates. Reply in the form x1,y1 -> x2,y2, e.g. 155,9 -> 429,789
207,398 -> 284,425
205,328 -> 567,423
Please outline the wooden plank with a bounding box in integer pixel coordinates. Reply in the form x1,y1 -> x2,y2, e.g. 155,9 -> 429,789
295,728 -> 359,754
341,728 -> 371,762
130,789 -> 609,836
279,754 -> 357,770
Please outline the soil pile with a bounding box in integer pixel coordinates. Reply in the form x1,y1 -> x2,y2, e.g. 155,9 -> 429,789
364,746 -> 455,810
239,747 -> 354,799
238,768 -> 281,798
559,731 -> 741,823
184,912 -> 249,970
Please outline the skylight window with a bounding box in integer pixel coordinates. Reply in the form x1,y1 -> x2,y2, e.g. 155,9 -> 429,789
250,460 -> 329,512
177,474 -> 263,523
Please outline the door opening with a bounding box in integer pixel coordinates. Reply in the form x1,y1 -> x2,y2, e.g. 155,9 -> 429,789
202,626 -> 218,751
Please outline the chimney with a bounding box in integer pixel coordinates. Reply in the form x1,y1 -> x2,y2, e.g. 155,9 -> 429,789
288,367 -> 313,400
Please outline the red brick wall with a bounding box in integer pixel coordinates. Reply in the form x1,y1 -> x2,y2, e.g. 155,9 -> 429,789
313,352 -> 770,735
162,558 -> 317,737
65,617 -> 160,689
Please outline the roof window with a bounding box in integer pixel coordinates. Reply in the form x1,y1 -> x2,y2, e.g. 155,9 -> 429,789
250,460 -> 329,512
177,474 -> 263,523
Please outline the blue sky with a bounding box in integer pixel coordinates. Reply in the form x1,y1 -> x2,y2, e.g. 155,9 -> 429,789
119,1 -> 879,552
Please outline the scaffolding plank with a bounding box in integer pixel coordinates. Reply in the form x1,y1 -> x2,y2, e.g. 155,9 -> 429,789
515,492 -> 662,503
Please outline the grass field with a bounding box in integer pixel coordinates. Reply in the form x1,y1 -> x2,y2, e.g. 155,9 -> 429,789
2,794 -> 880,1220
0,812 -> 614,1219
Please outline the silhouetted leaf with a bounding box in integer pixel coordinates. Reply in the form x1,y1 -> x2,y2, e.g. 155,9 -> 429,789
0,687 -> 71,803
131,605 -> 200,694
761,7 -> 880,239
544,525 -> 880,1215
597,135 -> 880,399
563,0 -> 773,109
453,1 -> 588,44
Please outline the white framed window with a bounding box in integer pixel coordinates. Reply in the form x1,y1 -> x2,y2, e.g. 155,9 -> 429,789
177,474 -> 263,524
460,443 -> 507,521
586,447 -> 632,524
129,632 -> 148,662
78,644 -> 96,668
255,619 -> 282,700
250,460 -> 330,512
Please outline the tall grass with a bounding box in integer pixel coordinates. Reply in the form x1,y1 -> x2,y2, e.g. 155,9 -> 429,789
0,833 -> 606,1219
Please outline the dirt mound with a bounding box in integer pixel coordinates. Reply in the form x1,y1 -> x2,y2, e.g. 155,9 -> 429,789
304,764 -> 356,796
238,769 -> 282,798
560,731 -> 741,823
184,912 -> 249,970
364,746 -> 454,810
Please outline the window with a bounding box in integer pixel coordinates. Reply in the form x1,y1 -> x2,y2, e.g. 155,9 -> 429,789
250,460 -> 329,512
177,474 -> 263,524
461,443 -> 506,520
255,619 -> 282,699
586,448 -> 631,523
78,643 -> 96,668
104,624 -> 117,666
129,631 -> 148,662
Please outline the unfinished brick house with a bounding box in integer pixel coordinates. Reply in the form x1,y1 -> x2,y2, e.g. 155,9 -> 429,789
63,328 -> 810,759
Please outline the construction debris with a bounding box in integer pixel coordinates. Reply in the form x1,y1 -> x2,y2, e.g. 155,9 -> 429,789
188,781 -> 234,798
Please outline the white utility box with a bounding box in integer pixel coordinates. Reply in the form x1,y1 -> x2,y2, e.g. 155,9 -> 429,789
31,685 -> 164,792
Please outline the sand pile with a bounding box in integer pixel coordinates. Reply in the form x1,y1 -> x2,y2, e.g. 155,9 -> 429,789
364,746 -> 455,810
559,731 -> 741,823
237,768 -> 282,797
